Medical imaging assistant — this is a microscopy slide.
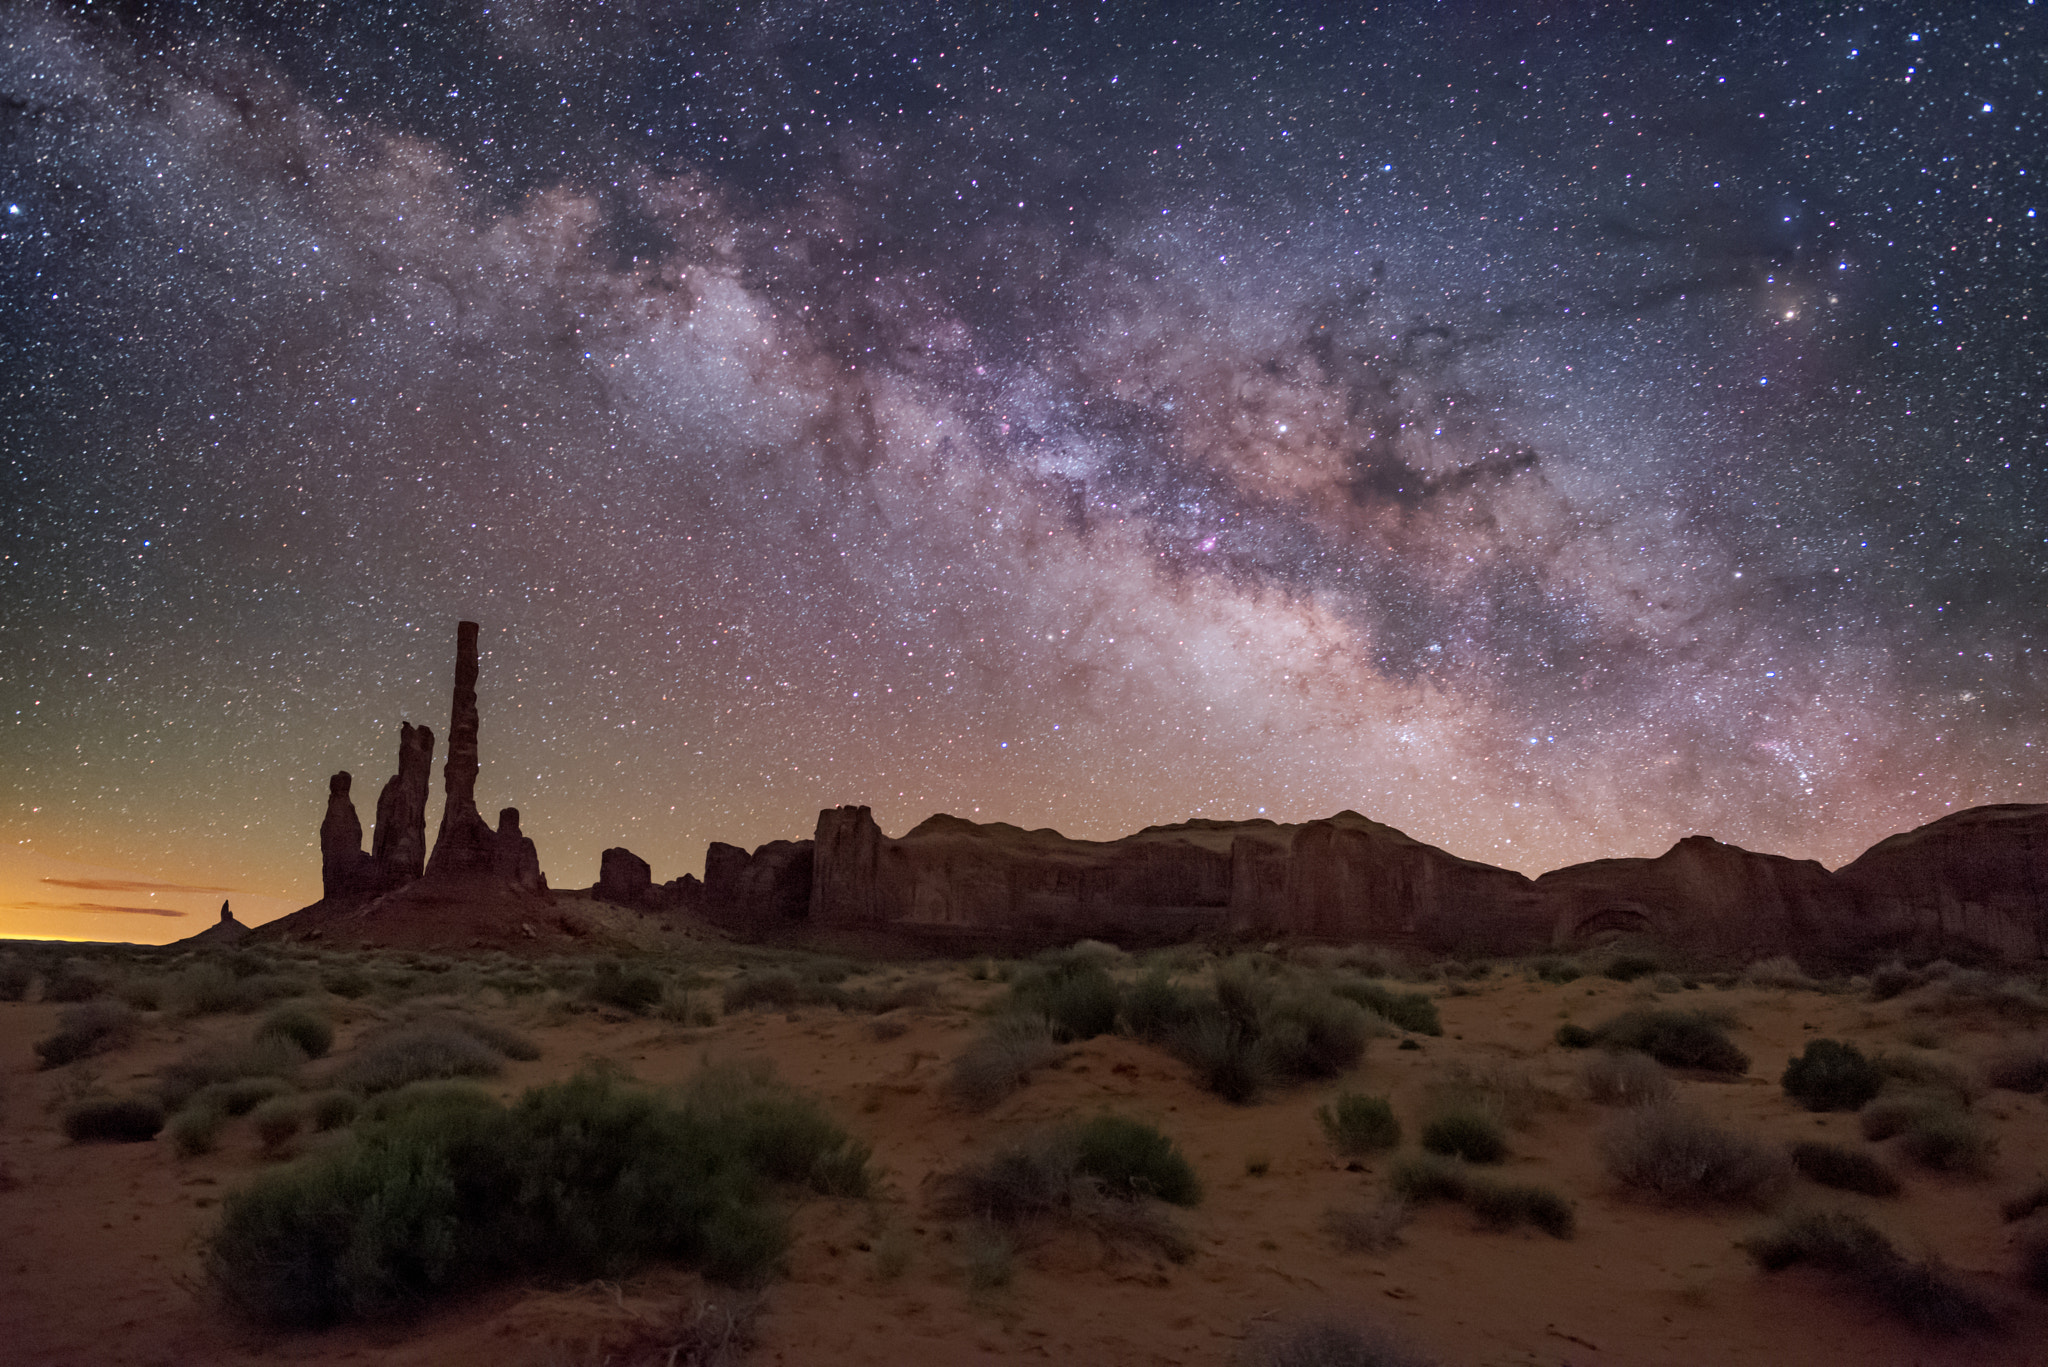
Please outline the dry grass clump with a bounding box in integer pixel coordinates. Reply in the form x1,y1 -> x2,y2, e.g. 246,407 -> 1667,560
945,1016 -> 1061,1111
1745,1208 -> 2001,1336
1899,969 -> 2048,1025
1326,978 -> 1442,1036
1419,1109 -> 1507,1164
1236,1318 -> 1437,1367
1528,956 -> 1582,984
34,1001 -> 140,1069
1789,1140 -> 1902,1197
1320,1200 -> 1410,1253
1382,1154 -> 1571,1238
256,1004 -> 334,1059
1317,1093 -> 1401,1157
167,1103 -> 228,1157
1601,1104 -> 1791,1207
158,1035 -> 306,1111
326,1013 -> 536,1095
1582,1050 -> 1672,1107
1741,955 -> 1820,991
1425,1059 -> 1561,1130
1860,1095 -> 1996,1175
1602,954 -> 1662,983
1589,1008 -> 1749,1075
1872,1049 -> 1979,1106
1983,1039 -> 2048,1094
62,1095 -> 166,1143
935,1114 -> 1200,1262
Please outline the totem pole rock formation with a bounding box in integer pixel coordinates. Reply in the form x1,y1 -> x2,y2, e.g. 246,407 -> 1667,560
318,720 -> 436,905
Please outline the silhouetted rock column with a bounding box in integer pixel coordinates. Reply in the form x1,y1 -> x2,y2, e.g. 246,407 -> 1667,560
320,772 -> 367,900
493,808 -> 548,893
810,805 -> 883,923
425,620 -> 501,878
371,722 -> 434,881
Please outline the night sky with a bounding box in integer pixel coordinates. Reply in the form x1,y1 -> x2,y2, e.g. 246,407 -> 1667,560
3,1 -> 2043,941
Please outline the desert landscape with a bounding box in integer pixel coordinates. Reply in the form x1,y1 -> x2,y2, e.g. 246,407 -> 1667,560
5,931 -> 2048,1366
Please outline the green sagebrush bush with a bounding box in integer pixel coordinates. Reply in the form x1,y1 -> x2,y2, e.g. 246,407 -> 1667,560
1745,1208 -> 2000,1336
1327,979 -> 1442,1036
586,959 -> 665,1013
1317,1093 -> 1401,1157
1007,959 -> 1123,1041
256,1004 -> 334,1060
1070,1113 -> 1202,1206
205,1065 -> 869,1326
1419,1109 -> 1507,1164
1789,1140 -> 1901,1197
1781,1039 -> 1883,1112
1587,1008 -> 1749,1075
63,1095 -> 166,1143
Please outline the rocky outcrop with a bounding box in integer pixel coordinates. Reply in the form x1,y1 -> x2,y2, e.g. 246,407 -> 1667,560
423,620 -> 500,881
371,722 -> 434,881
755,801 -> 2048,963
596,846 -> 655,907
705,838 -> 815,928
171,900 -> 249,948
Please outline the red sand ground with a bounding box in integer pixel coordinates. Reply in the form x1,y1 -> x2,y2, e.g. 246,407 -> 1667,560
4,960 -> 2046,1366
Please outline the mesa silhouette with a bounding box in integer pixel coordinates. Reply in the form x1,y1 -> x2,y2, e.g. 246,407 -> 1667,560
256,623 -> 2048,966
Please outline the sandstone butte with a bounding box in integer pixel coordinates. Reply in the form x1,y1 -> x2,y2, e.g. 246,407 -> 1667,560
253,623 -> 2048,968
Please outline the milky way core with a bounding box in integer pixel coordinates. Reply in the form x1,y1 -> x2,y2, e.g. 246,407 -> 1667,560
2,2 -> 2042,938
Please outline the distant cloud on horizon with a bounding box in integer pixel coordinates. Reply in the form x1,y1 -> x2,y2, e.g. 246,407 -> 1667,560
12,900 -> 190,919
41,877 -> 239,894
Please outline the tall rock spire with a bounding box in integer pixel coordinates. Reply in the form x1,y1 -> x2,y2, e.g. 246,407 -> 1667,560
371,721 -> 434,880
425,620 -> 501,878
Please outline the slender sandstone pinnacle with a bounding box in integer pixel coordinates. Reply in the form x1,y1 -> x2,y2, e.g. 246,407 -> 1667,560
371,721 -> 434,880
424,620 -> 520,880
319,772 -> 364,900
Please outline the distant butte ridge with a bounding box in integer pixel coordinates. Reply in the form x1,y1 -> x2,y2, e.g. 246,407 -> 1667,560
257,623 -> 2048,966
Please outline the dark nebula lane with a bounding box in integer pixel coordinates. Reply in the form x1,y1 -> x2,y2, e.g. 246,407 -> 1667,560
2,1 -> 2042,937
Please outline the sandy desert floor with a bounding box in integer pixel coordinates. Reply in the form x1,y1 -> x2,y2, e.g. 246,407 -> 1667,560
3,943 -> 2047,1367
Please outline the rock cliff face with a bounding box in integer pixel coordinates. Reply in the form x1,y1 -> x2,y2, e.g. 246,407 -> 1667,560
737,801 -> 2048,963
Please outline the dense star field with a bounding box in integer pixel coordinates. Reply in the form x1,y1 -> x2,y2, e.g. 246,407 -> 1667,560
1,1 -> 2042,939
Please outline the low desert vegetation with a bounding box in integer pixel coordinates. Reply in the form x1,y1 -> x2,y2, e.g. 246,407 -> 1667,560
935,1113 -> 1200,1262
2000,1179 -> 2048,1224
34,1000 -> 139,1069
325,1012 -> 540,1095
1321,1200 -> 1410,1253
1384,1154 -> 1572,1238
1581,1050 -> 1672,1106
1580,1007 -> 1750,1075
1788,1140 -> 1902,1197
206,1064 -> 870,1326
946,1015 -> 1062,1111
1601,954 -> 1661,983
1983,1039 -> 2048,1094
1317,1093 -> 1401,1157
61,1095 -> 166,1143
0,952 -> 33,1001
255,1003 -> 334,1059
1325,978 -> 1442,1036
1739,955 -> 1820,991
1781,1038 -> 1884,1112
1745,1208 -> 2001,1336
1859,1095 -> 1996,1175
1600,1104 -> 1790,1207
1236,1318 -> 1437,1367
1419,1109 -> 1507,1164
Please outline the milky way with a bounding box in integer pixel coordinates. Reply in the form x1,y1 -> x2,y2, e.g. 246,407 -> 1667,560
2,2 -> 2042,935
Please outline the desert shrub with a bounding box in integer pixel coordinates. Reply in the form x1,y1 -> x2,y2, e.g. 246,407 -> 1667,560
1321,1201 -> 1409,1253
867,1017 -> 909,1042
62,1095 -> 166,1143
960,1220 -> 1015,1291
251,1095 -> 304,1152
1984,1040 -> 2048,1094
946,1016 -> 1060,1111
1386,1153 -> 1471,1204
1789,1140 -> 1901,1197
1424,1059 -> 1556,1131
321,965 -> 376,999
721,970 -> 803,1012
1236,1319 -> 1435,1367
435,1012 -> 541,1061
1121,969 -> 1200,1041
586,959 -> 665,1014
1529,956 -> 1582,984
1170,1013 -> 1269,1104
158,1035 -> 305,1111
1592,1008 -> 1749,1074
1420,1109 -> 1507,1164
1255,990 -> 1371,1081
1603,954 -> 1661,983
1868,960 -> 1931,1001
1328,979 -> 1442,1036
44,956 -> 113,1002
1782,1039 -> 1883,1112
1909,970 -> 2048,1025
1464,1179 -> 1575,1239
191,1076 -> 294,1118
1741,955 -> 1819,991
1583,1050 -> 1672,1106
656,985 -> 718,1027
936,1120 -> 1196,1261
168,1102 -> 228,1157
256,1004 -> 334,1060
305,1089 -> 359,1132
1859,1094 -> 1945,1141
1318,1094 -> 1401,1156
0,954 -> 33,1001
1070,1114 -> 1202,1206
1873,1050 -> 1978,1106
327,1023 -> 506,1094
1601,1104 -> 1790,1207
1554,1022 -> 1596,1049
34,1000 -> 139,1069
206,1066 -> 863,1325
1745,1208 -> 2000,1336
1894,1111 -> 1996,1176
1007,959 -> 1123,1042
